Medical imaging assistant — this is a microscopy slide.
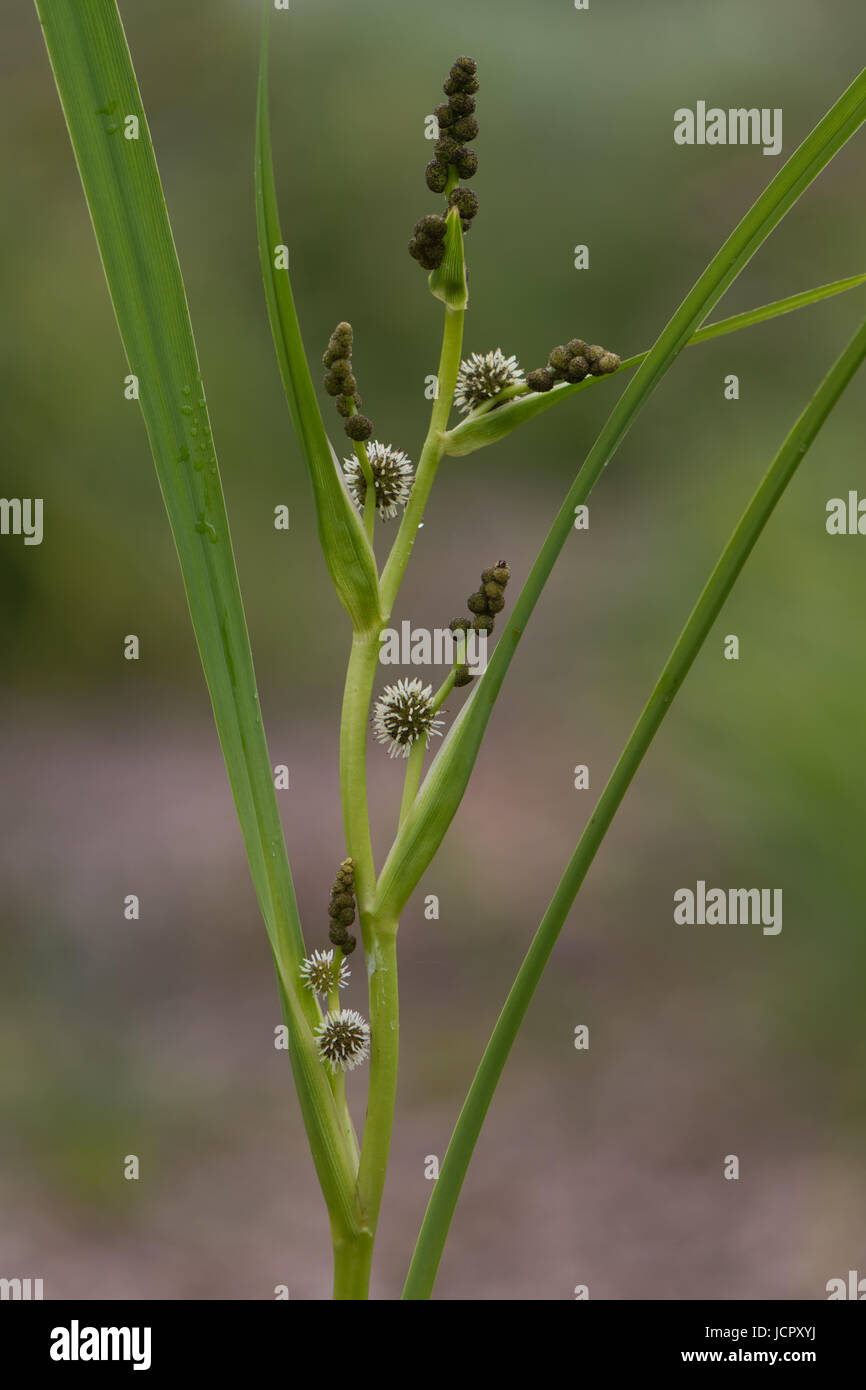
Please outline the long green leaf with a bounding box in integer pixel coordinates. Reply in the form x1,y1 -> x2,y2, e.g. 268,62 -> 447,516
255,11 -> 382,637
405,310 -> 866,1299
445,271 -> 866,456
34,0 -> 365,1238
374,65 -> 866,925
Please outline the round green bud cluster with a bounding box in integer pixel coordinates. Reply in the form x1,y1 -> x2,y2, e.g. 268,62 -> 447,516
327,858 -> 357,955
443,55 -> 479,96
463,561 -> 511,633
408,213 -> 448,270
322,323 -> 374,442
412,57 -> 480,271
525,337 -> 619,394
436,59 -> 480,186
527,337 -> 621,394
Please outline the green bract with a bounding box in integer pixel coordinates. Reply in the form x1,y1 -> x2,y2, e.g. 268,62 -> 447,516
428,205 -> 469,310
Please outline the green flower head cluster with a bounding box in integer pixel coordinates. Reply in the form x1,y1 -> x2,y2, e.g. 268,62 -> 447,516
322,322 -> 374,442
328,858 -> 357,955
451,561 -> 511,641
409,56 -> 480,272
526,339 -> 621,394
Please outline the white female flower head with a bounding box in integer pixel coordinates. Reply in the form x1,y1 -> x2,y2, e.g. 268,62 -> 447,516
454,349 -> 524,414
372,677 -> 445,759
299,948 -> 351,998
316,1008 -> 371,1074
343,441 -> 414,520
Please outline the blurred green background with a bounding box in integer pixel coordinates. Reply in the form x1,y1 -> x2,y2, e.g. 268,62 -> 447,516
2,0 -> 865,1298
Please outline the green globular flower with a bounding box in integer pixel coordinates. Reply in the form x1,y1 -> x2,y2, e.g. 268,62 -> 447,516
344,413 -> 374,442
372,678 -> 445,759
316,1009 -> 371,1074
322,321 -> 353,366
409,236 -> 446,270
448,92 -> 476,117
548,345 -> 570,373
300,948 -> 351,998
434,134 -> 461,165
454,147 -> 479,180
448,187 -> 479,223
409,212 -> 448,270
454,349 -> 524,414
415,213 -> 448,240
343,441 -> 414,519
596,351 -> 622,374
444,56 -> 479,96
526,366 -> 557,392
425,159 -> 449,193
451,115 -> 479,143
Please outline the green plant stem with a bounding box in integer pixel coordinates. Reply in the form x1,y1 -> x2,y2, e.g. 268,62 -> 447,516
345,398 -> 377,542
399,740 -> 426,828
380,305 -> 466,617
340,635 -> 380,926
336,300 -> 467,1292
332,1230 -> 375,1300
359,445 -> 377,542
446,271 -> 866,453
431,669 -> 459,714
326,964 -> 359,1165
398,669 -> 457,828
403,312 -> 866,1300
356,920 -> 400,1242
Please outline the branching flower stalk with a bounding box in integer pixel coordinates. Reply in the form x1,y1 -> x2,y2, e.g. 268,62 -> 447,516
34,0 -> 866,1301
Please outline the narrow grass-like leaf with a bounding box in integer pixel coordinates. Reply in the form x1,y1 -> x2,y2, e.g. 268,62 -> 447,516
256,12 -> 382,637
446,271 -> 866,456
404,310 -> 866,1299
35,0 -> 365,1238
373,66 -> 866,924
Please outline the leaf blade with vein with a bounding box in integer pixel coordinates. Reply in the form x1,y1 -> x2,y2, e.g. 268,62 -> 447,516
255,13 -> 382,637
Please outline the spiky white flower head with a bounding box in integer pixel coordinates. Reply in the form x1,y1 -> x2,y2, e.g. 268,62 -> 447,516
372,677 -> 445,759
299,948 -> 351,998
454,349 -> 524,414
343,441 -> 414,520
316,1008 -> 371,1074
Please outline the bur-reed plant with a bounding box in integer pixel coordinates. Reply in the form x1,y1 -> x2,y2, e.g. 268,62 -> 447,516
34,0 -> 866,1299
